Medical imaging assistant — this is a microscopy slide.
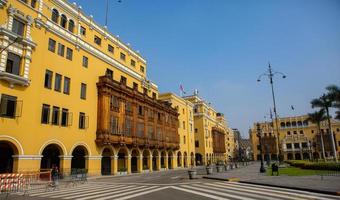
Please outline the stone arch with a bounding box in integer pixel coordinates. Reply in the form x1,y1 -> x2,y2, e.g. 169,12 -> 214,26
295,153 -> 301,160
60,14 -> 68,28
0,135 -> 24,155
142,149 -> 151,171
177,151 -> 182,167
68,19 -> 75,33
195,153 -> 203,166
71,145 -> 89,171
117,147 -> 129,172
287,153 -> 293,160
190,152 -> 195,166
39,139 -> 67,156
40,143 -> 64,171
168,151 -> 174,169
131,149 -> 140,173
183,151 -> 188,167
101,147 -> 113,175
69,142 -> 92,156
152,150 -> 159,171
161,150 -> 167,169
51,8 -> 59,23
0,140 -> 20,173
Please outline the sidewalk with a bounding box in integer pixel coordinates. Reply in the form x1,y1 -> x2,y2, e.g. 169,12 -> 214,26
203,162 -> 340,196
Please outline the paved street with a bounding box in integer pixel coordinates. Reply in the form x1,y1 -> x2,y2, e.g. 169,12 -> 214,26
4,166 -> 340,200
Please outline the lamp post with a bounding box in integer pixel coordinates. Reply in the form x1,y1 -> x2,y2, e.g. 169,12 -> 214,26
0,36 -> 23,54
257,63 -> 286,162
256,123 -> 266,173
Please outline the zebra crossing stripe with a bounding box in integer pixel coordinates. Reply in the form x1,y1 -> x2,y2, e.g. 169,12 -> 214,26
201,183 -> 304,200
213,182 -> 338,200
94,186 -> 159,200
76,185 -> 149,200
171,186 -> 229,200
114,186 -> 170,200
29,184 -> 96,196
180,184 -> 254,200
195,183 -> 277,200
52,184 -> 130,199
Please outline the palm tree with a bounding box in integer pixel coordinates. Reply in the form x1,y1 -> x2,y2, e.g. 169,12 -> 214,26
311,94 -> 338,162
307,109 -> 327,161
326,85 -> 340,120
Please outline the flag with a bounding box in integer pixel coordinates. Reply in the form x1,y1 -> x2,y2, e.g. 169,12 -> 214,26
180,84 -> 186,95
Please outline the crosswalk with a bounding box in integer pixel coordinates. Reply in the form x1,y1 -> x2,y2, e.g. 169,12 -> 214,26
22,181 -> 340,200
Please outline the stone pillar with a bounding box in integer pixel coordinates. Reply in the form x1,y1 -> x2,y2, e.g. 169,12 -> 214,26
111,155 -> 118,175
87,156 -> 102,176
13,155 -> 42,173
148,155 -> 153,172
172,155 -> 177,169
164,154 -> 168,170
138,153 -> 143,173
156,155 -> 161,171
59,155 -> 72,176
126,155 -> 131,174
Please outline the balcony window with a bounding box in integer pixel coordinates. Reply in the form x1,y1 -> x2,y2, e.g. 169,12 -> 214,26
120,52 -> 126,61
51,106 -> 60,125
0,94 -> 17,118
60,14 -> 67,28
54,73 -> 62,92
195,141 -> 199,147
51,9 -> 59,23
82,56 -> 88,68
48,38 -> 56,52
147,125 -> 153,139
79,112 -> 86,129
41,104 -> 50,124
66,48 -> 73,60
138,105 -> 144,116
137,122 -> 144,137
57,43 -> 65,57
6,53 -> 21,76
80,83 -> 87,100
125,118 -> 132,136
94,35 -> 101,45
44,70 -> 53,89
125,101 -> 132,114
111,116 -> 118,134
156,127 -> 162,140
63,77 -> 70,95
61,108 -> 69,127
12,18 -> 25,36
68,20 -> 75,33
110,95 -> 119,111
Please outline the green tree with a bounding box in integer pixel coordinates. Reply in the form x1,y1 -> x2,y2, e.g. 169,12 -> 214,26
307,109 -> 327,161
311,94 -> 338,162
326,85 -> 340,120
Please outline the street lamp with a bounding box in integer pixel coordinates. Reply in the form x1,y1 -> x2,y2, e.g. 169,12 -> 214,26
257,63 -> 286,162
0,36 -> 23,54
256,123 -> 266,173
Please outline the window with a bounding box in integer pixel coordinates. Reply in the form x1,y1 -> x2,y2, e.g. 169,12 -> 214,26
106,69 -> 113,78
120,52 -> 126,61
82,56 -> 88,68
125,118 -> 133,136
60,14 -> 67,28
120,76 -> 127,85
12,18 -> 25,36
130,59 -> 136,67
137,122 -> 144,137
293,131 -> 297,134
31,0 -> 37,8
80,83 -> 87,99
6,53 -> 21,76
152,92 -> 156,99
182,121 -> 185,130
302,142 -> 308,148
286,143 -> 292,149
51,106 -> 60,125
108,44 -> 114,53
79,112 -> 86,129
195,141 -> 199,147
138,105 -> 143,116
133,82 -> 138,90
184,136 -> 186,144
80,26 -> 86,36
299,130 -> 304,134
66,48 -> 73,60
294,143 -> 300,149
111,116 -> 118,134
287,131 -> 291,135
0,94 -> 17,118
41,104 -> 50,124
311,130 -> 314,133
44,70 -> 53,89
68,20 -> 75,33
140,66 -> 145,73
48,38 -> 56,52
63,77 -> 70,94
51,9 -> 59,23
54,73 -> 62,92
94,35 -> 101,45
61,108 -> 69,127
195,128 -> 198,133
57,43 -> 65,57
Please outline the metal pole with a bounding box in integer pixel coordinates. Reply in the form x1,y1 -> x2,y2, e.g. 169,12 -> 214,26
268,64 -> 281,162
257,123 -> 266,173
105,0 -> 109,27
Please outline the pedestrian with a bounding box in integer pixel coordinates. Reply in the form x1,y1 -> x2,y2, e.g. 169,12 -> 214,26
51,165 -> 59,187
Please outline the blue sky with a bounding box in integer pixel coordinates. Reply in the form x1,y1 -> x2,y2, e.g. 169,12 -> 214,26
73,0 -> 340,137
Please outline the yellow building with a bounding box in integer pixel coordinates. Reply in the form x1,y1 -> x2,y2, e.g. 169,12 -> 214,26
183,92 -> 231,165
250,115 -> 340,161
0,0 -> 178,176
158,92 -> 195,168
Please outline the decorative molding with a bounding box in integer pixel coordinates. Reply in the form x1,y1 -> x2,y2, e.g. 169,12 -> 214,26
86,156 -> 102,160
12,155 -> 43,160
0,71 -> 30,87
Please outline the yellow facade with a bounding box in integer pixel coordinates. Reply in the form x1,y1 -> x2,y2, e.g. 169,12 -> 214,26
158,93 -> 195,168
250,115 -> 340,161
184,93 -> 231,165
0,0 -> 161,175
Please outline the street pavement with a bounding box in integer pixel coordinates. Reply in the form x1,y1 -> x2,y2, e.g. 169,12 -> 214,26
4,166 -> 340,200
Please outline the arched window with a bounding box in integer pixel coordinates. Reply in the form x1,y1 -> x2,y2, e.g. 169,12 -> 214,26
297,121 -> 302,126
280,122 -> 285,128
286,122 -> 291,127
292,121 -> 297,127
31,0 -> 37,8
60,14 -> 67,28
68,20 -> 75,33
51,9 -> 59,23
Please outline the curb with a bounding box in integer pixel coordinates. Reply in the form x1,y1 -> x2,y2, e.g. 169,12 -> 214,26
202,176 -> 240,182
239,180 -> 340,196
